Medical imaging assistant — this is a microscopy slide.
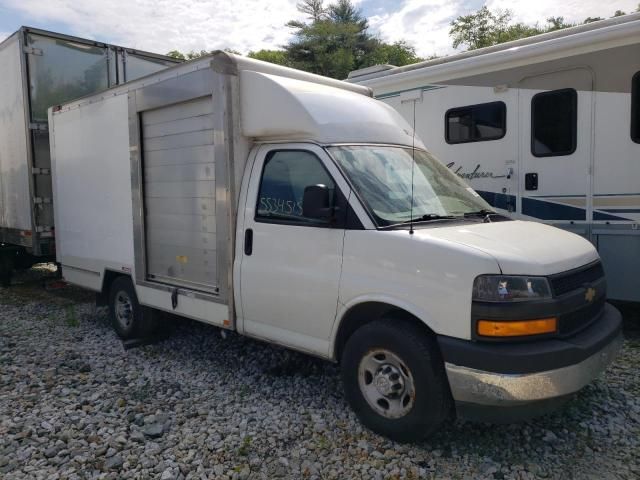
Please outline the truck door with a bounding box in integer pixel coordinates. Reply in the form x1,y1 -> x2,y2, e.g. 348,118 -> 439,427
237,144 -> 351,357
517,69 -> 593,238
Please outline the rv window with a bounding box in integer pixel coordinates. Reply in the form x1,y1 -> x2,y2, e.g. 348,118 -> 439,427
531,89 -> 577,157
445,102 -> 506,144
632,72 -> 640,144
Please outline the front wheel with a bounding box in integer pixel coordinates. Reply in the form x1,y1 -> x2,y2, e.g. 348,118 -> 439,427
341,318 -> 451,442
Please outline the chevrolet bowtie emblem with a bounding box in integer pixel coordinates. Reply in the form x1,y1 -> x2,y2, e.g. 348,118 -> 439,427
585,287 -> 596,303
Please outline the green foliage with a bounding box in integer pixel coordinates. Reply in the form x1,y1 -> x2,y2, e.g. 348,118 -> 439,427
284,0 -> 421,78
237,435 -> 252,456
450,7 -> 631,51
247,49 -> 291,66
65,306 -> 79,327
168,1 -> 421,78
166,50 -> 185,60
165,49 -> 217,60
362,40 -> 423,68
449,6 -> 512,50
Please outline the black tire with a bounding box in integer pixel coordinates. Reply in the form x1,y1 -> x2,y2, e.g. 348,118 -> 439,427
341,317 -> 451,442
108,276 -> 158,339
0,249 -> 15,287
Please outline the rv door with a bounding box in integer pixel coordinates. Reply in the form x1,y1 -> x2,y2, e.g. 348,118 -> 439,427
517,68 -> 593,238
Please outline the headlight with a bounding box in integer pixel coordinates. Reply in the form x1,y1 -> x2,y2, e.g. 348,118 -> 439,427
473,275 -> 551,302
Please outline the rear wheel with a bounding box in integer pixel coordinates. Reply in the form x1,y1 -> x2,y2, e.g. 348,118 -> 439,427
341,317 -> 451,442
108,276 -> 157,339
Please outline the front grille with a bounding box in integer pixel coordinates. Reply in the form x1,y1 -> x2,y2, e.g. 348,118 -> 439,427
558,296 -> 606,336
550,261 -> 604,297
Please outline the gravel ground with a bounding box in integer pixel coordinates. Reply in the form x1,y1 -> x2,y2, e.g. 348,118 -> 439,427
1,266 -> 639,480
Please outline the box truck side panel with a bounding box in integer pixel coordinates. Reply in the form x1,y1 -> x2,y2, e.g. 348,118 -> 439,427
0,34 -> 32,239
49,93 -> 134,290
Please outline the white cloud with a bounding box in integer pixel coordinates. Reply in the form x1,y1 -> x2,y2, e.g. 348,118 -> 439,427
368,0 -> 638,58
486,0 -> 638,26
2,0 -> 638,58
367,0 -> 465,58
3,0 -> 306,54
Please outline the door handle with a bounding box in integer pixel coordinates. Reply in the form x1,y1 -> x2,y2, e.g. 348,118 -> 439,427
244,228 -> 253,256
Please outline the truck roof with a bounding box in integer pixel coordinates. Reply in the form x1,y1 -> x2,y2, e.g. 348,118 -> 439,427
53,52 -> 422,147
348,12 -> 640,86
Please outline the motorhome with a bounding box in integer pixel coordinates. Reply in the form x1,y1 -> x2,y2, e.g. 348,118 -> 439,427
0,27 -> 179,283
349,13 -> 640,302
48,52 -> 621,441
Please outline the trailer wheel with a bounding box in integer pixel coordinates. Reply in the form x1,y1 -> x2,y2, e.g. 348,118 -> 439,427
108,277 -> 157,339
341,318 -> 451,442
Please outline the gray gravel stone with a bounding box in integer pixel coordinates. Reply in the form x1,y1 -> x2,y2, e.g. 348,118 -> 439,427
0,266 -> 638,480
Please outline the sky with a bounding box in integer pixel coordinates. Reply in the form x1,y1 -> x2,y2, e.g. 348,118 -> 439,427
0,0 -> 638,58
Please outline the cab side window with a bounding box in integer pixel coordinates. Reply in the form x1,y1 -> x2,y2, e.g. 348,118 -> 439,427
256,150 -> 337,226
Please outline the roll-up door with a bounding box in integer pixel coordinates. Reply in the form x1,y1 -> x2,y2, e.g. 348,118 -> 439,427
141,96 -> 217,292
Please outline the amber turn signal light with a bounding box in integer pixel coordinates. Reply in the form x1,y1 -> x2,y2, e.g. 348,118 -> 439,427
477,317 -> 557,337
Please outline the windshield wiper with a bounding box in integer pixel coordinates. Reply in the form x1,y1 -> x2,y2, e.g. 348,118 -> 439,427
463,209 -> 496,218
403,213 -> 456,223
379,214 -> 456,230
463,209 -> 504,223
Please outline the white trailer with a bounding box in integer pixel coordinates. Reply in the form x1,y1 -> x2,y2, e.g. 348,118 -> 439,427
0,26 -> 179,283
349,13 -> 640,302
49,52 -> 622,441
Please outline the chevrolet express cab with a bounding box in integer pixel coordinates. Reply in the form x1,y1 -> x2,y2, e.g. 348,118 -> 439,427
48,52 -> 623,441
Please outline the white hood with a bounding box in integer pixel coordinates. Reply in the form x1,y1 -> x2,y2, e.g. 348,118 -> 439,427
413,220 -> 599,276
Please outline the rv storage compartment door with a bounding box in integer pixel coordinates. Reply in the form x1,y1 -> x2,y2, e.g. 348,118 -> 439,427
141,97 -> 217,292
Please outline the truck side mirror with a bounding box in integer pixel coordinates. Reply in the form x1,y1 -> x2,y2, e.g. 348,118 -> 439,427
302,184 -> 332,220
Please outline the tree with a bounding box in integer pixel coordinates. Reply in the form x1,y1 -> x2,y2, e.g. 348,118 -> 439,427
545,17 -> 574,31
449,6 -> 513,50
612,10 -> 626,17
285,0 -> 394,78
247,49 -> 291,66
168,1 -> 422,78
166,50 -> 211,60
165,48 -> 240,60
297,0 -> 326,22
449,6 -> 633,51
362,41 -> 423,67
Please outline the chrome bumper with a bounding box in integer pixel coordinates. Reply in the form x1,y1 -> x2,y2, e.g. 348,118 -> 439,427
445,332 -> 623,406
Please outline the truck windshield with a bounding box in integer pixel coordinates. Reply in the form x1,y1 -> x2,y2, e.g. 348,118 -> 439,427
328,145 -> 492,227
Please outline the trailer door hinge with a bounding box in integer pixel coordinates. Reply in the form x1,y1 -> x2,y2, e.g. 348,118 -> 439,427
23,46 -> 43,56
29,123 -> 48,132
33,197 -> 52,204
32,168 -> 51,175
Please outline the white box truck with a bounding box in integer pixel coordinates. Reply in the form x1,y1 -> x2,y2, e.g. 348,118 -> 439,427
49,52 -> 622,441
348,13 -> 640,303
0,26 -> 179,284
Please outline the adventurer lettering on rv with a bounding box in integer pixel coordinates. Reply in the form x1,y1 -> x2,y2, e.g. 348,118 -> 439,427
446,162 -> 506,180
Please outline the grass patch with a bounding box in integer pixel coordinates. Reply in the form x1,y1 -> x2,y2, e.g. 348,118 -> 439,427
237,435 -> 252,456
66,306 -> 79,327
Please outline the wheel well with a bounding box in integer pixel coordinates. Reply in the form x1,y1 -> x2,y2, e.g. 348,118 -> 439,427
97,270 -> 127,306
333,302 -> 434,362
